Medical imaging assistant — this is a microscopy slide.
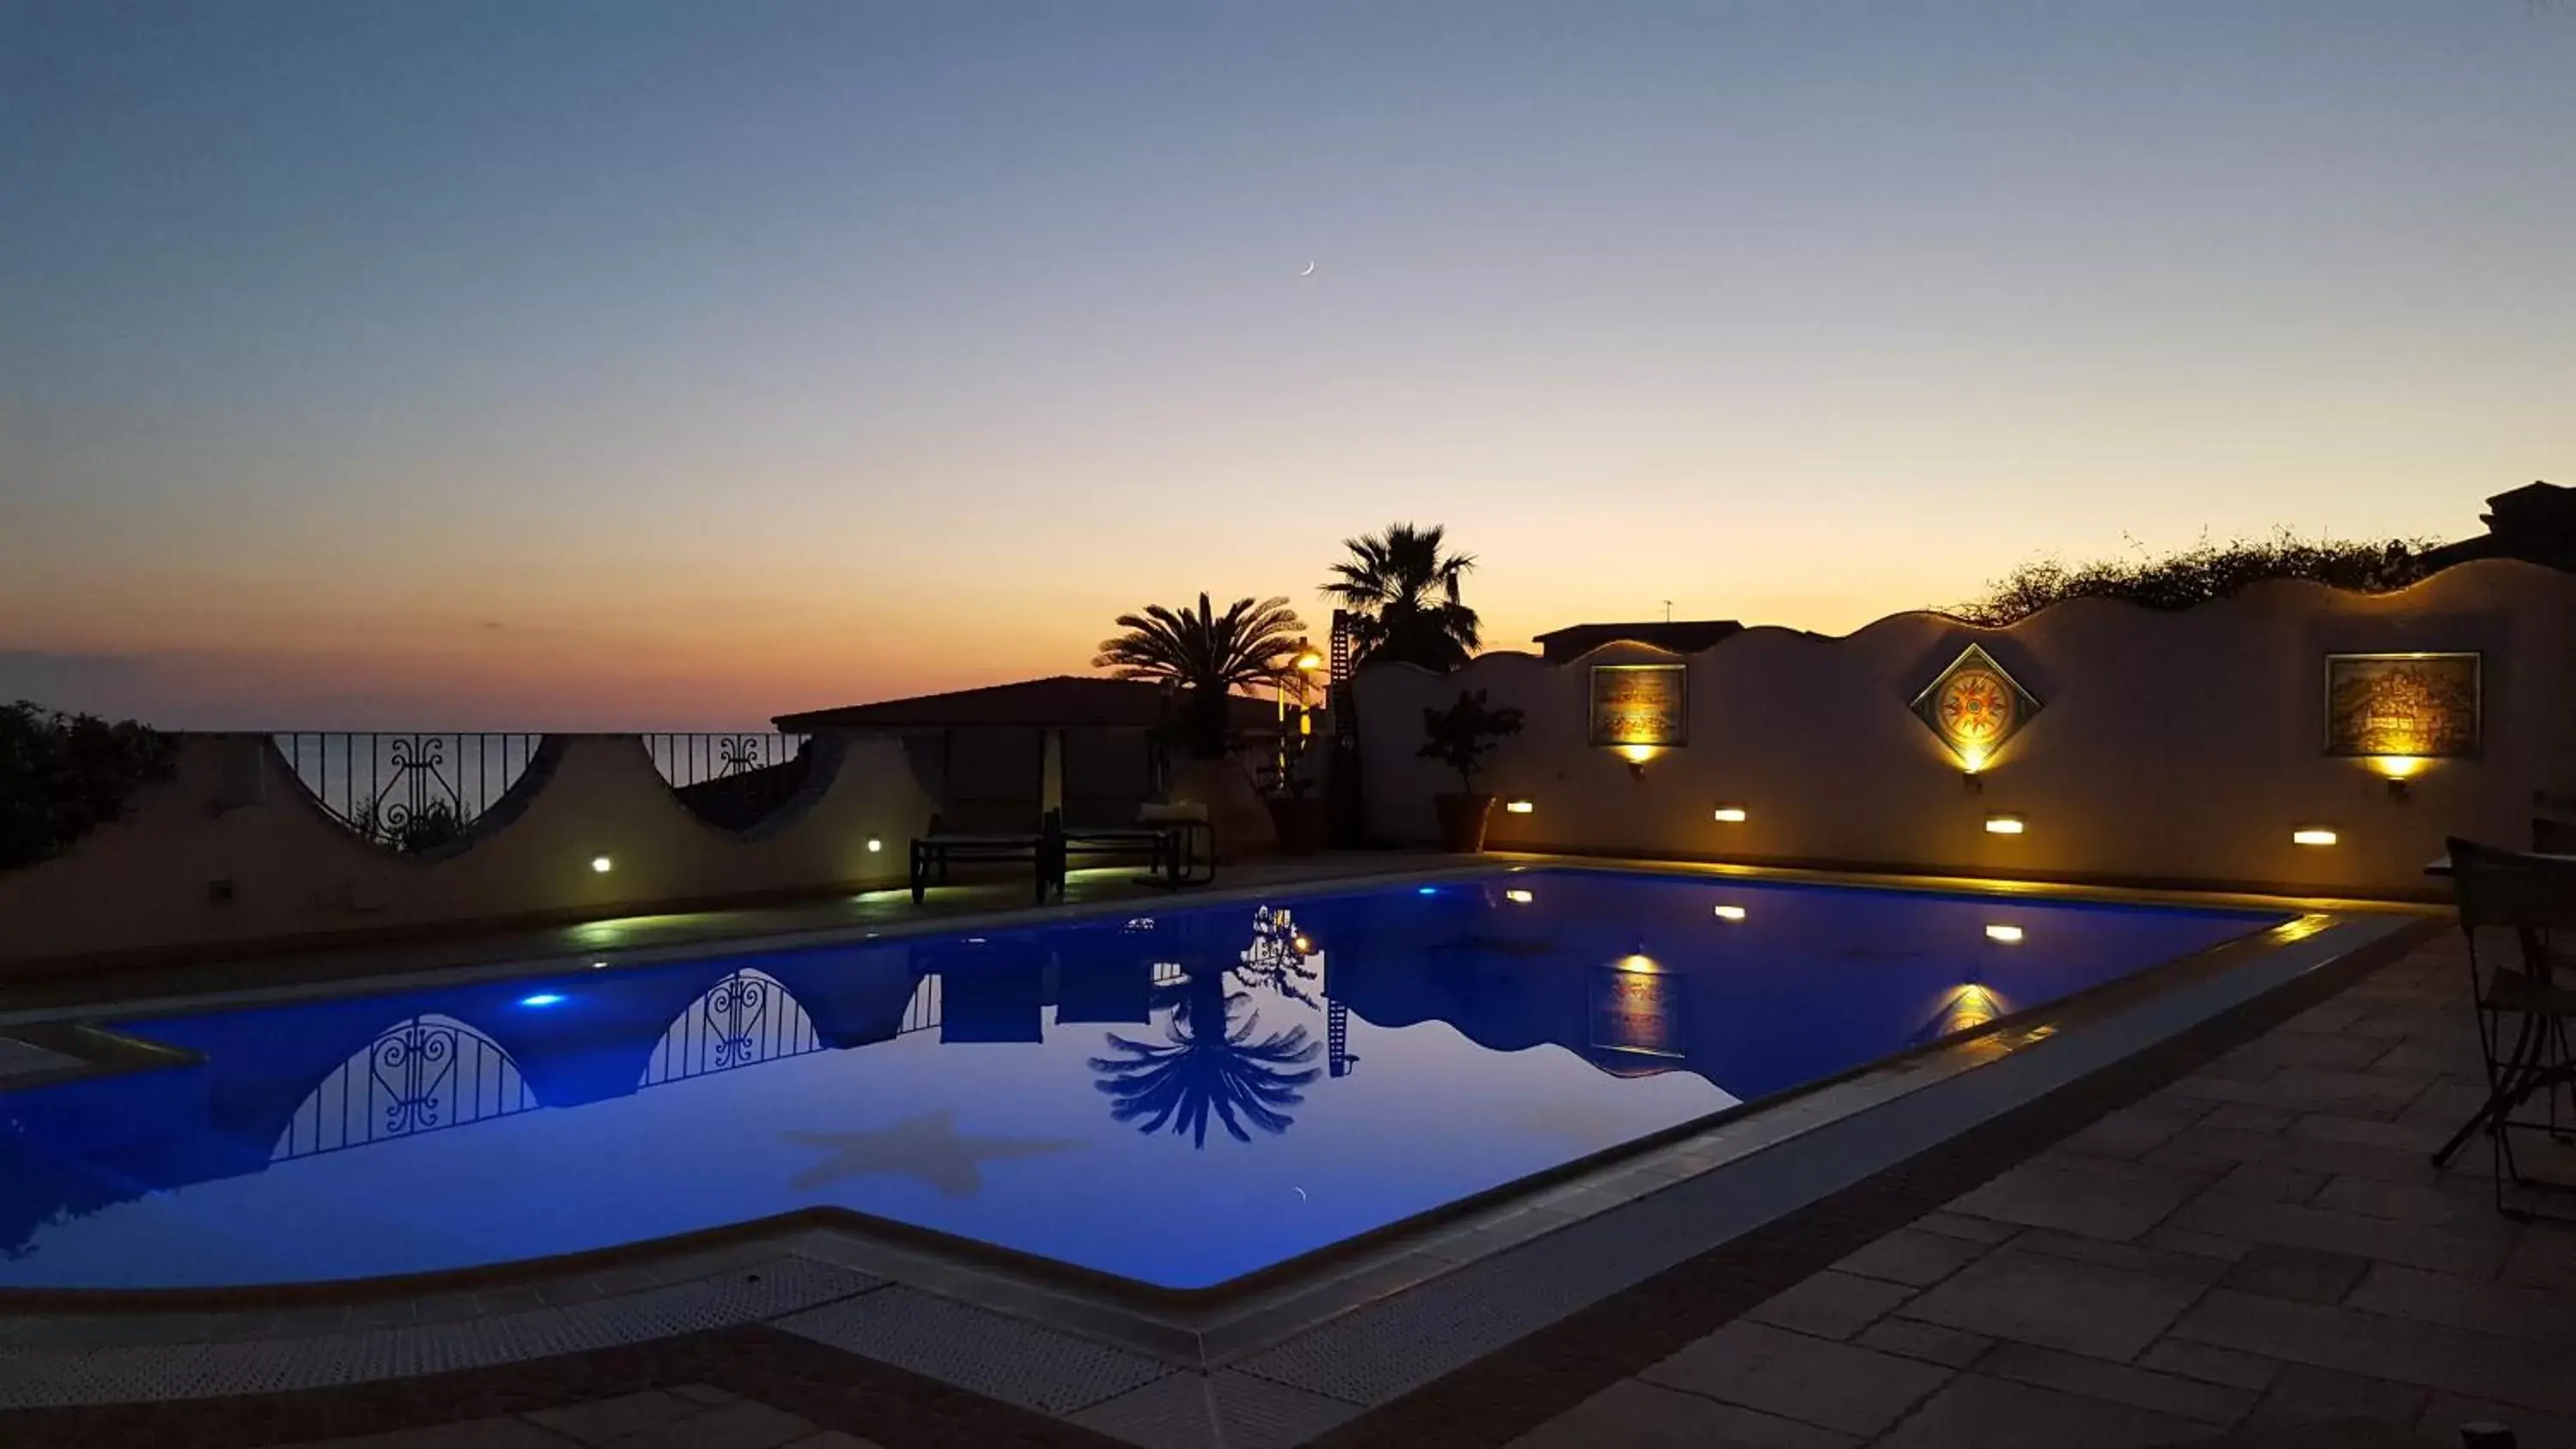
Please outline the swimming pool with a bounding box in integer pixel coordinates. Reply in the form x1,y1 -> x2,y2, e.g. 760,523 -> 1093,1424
0,869 -> 2276,1293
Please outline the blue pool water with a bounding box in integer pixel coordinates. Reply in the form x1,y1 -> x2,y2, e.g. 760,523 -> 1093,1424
0,870 -> 2276,1292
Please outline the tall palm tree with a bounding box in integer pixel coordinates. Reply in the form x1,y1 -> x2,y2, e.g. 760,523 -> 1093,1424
1321,523 -> 1481,671
1093,593 -> 1307,758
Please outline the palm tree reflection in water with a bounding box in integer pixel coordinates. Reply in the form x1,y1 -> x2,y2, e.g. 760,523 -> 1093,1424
1088,934 -> 1323,1148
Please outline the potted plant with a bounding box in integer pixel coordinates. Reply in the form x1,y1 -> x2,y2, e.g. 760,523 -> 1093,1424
1419,689 -> 1524,853
1096,592 -> 1309,858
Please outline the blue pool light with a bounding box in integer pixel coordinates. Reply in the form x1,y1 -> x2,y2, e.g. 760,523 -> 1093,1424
1417,886 -> 1439,895
519,993 -> 567,1008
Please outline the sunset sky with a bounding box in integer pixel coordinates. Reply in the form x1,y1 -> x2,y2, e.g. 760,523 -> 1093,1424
4,2 -> 2569,730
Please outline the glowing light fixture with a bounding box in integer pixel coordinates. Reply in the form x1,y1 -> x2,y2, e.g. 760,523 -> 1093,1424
1613,952 -> 1662,973
519,993 -> 566,1008
1294,650 -> 1325,671
1417,886 -> 1439,895
1958,744 -> 1990,774
1292,934 -> 1314,952
589,855 -> 614,874
1713,904 -> 1747,921
589,961 -> 607,970
1984,814 -> 2026,835
866,838 -> 883,852
2293,828 -> 2338,846
1713,805 -> 1748,823
2372,755 -> 2426,780
1505,888 -> 1534,904
1984,924 -> 2024,943
1505,799 -> 1534,814
1614,743 -> 1660,766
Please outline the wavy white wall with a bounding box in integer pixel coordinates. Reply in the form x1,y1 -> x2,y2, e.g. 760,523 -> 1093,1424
1357,560 -> 2575,897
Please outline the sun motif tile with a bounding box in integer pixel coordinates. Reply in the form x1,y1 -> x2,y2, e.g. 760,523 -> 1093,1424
1910,644 -> 2041,767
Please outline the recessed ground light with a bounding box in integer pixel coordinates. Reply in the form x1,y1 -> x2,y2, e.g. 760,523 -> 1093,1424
590,961 -> 607,970
1714,904 -> 1747,921
1713,805 -> 1748,823
1505,888 -> 1534,904
1504,799 -> 1534,814
590,855 -> 614,874
2293,828 -> 2338,846
1984,815 -> 2025,834
1985,925 -> 2024,943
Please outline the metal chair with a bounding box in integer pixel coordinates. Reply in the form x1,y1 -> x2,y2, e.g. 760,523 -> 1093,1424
2436,837 -> 2576,1215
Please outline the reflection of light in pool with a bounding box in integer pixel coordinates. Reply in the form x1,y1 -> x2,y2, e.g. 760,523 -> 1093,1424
519,994 -> 566,1008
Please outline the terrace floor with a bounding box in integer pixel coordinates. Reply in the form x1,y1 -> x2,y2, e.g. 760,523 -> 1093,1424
2,873 -> 2563,1448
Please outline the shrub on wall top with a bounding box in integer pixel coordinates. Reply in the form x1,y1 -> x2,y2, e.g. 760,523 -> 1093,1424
1947,530 -> 2439,627
0,701 -> 179,872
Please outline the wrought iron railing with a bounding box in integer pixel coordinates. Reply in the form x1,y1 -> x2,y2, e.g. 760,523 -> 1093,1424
646,732 -> 814,829
272,733 -> 544,855
640,969 -> 823,1086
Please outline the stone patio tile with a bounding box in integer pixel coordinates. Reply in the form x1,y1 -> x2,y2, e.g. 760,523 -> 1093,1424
1914,1210 -> 2019,1245
2500,1224 -> 2576,1288
2172,1289 -> 2576,1416
2290,1113 -> 2454,1155
1643,1321 -> 1953,1437
2195,1158 -> 2330,1205
2166,1193 -> 2517,1278
2056,1096 -> 2215,1160
2235,1033 -> 2403,1073
2416,1393 -> 2576,1449
612,1399 -> 816,1449
1979,1342 -> 2258,1426
1857,1318 -> 1994,1369
2137,1340 -> 2282,1392
2218,1245 -> 2372,1306
2344,1262 -> 2576,1342
1742,1270 -> 1916,1340
2008,1227 -> 2234,1285
1505,1379 -> 1859,1449
2312,1173 -> 2507,1230
2283,999 -> 2372,1035
783,1434 -> 884,1449
1944,1156 -> 2199,1242
1833,1227 -> 1994,1288
1874,1372 -> 2219,1448
528,1389 -> 700,1444
2143,1227 -> 2254,1263
672,1384 -> 738,1406
2202,1103 -> 2299,1134
1896,1247 -> 2207,1363
2172,1123 -> 2449,1190
2243,1365 -> 2427,1434
2393,1080 -> 2495,1131
305,1422 -> 575,1449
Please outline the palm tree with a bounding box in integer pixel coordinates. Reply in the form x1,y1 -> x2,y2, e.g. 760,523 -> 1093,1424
1087,964 -> 1322,1149
1321,523 -> 1481,671
1093,593 -> 1308,759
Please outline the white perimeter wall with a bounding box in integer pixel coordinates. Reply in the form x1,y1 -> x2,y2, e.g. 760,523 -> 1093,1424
1357,561 -> 2576,898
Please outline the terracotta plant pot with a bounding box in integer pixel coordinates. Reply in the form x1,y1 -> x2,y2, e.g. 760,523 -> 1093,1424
1267,797 -> 1327,856
1434,792 -> 1496,853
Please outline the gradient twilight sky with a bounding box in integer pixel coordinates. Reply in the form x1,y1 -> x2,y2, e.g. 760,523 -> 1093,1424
3,2 -> 2570,729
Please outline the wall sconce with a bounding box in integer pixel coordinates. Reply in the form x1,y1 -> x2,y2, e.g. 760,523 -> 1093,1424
1959,744 -> 1988,794
1984,924 -> 2024,943
1984,814 -> 2025,835
1505,888 -> 1534,904
2370,756 -> 2422,803
866,838 -> 883,852
1504,799 -> 1534,814
590,855 -> 615,874
1713,904 -> 1747,921
1712,804 -> 1748,823
2293,828 -> 2338,847
1613,743 -> 1658,780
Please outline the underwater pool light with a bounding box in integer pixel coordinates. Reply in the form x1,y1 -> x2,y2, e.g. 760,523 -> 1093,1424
519,993 -> 567,1007
1418,886 -> 1439,895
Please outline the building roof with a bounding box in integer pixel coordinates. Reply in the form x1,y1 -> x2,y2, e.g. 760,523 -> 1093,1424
773,675 -> 1279,732
1529,619 -> 1745,660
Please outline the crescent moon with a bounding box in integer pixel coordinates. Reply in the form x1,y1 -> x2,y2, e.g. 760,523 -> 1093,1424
1299,262 -> 1316,276
1293,1186 -> 1309,1202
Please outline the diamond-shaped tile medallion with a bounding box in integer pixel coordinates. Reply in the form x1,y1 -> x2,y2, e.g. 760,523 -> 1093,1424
1909,644 -> 2040,767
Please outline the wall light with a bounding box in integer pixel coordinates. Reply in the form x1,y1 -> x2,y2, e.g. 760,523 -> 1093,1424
1713,904 -> 1747,921
1984,924 -> 2024,943
2293,828 -> 2338,846
1713,805 -> 1748,823
1504,800 -> 1535,815
590,855 -> 614,874
1505,888 -> 1534,904
2371,756 -> 2422,802
1984,815 -> 2026,835
1613,952 -> 1662,973
866,838 -> 883,852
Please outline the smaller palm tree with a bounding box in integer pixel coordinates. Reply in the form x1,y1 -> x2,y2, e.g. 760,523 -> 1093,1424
1094,594 -> 1308,758
1321,523 -> 1482,671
